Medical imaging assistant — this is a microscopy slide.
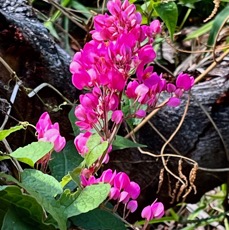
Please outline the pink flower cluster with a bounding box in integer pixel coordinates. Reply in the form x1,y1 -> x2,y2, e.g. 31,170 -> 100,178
68,0 -> 193,222
81,169 -> 140,213
36,112 -> 66,159
70,0 -> 163,133
167,73 -> 194,107
70,0 -> 194,135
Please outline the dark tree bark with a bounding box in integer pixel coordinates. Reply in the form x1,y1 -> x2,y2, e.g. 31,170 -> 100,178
0,0 -> 76,100
0,0 -> 78,149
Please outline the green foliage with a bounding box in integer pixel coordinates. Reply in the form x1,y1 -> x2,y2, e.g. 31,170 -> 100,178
9,142 -> 53,167
208,5 -> 229,47
185,20 -> 214,40
154,2 -> 178,39
0,186 -> 55,230
20,169 -> 67,230
112,135 -> 147,150
65,183 -> 111,217
0,168 -> 111,230
68,106 -> 80,136
85,133 -> 108,167
49,140 -> 83,190
21,169 -> 63,198
0,125 -> 24,141
71,207 -> 126,230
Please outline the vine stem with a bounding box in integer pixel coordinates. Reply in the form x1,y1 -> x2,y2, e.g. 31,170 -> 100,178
160,95 -> 191,185
194,48 -> 229,84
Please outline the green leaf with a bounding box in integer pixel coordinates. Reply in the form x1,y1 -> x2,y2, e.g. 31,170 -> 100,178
71,0 -> 92,19
86,133 -> 101,149
83,133 -> 109,167
178,0 -> 200,8
154,2 -> 178,39
20,169 -> 67,230
185,20 -> 213,40
112,135 -> 147,150
208,5 -> 229,47
136,216 -> 176,225
2,208 -> 32,230
49,141 -> 83,190
70,208 -> 126,230
0,155 -> 10,161
0,125 -> 24,141
44,21 -> 60,39
0,185 -> 55,230
10,142 -> 53,167
85,141 -> 108,167
58,189 -> 80,207
68,106 -> 80,136
21,169 -> 63,199
66,183 -> 111,217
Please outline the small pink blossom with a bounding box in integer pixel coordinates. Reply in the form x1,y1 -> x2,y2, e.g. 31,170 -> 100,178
79,93 -> 98,110
135,109 -> 146,118
74,132 -> 92,156
114,172 -> 130,190
167,97 -> 181,107
150,20 -> 161,34
167,83 -> 176,93
175,88 -> 183,98
99,169 -> 117,185
109,187 -> 120,200
125,181 -> 140,200
127,200 -> 138,213
176,73 -> 194,91
135,84 -> 149,103
36,112 -> 66,153
126,80 -> 139,99
141,201 -> 164,221
119,191 -> 130,204
111,110 -> 123,124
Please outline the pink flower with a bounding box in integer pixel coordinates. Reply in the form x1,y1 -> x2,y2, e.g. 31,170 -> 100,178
108,69 -> 126,91
176,73 -> 194,91
135,84 -> 149,103
150,20 -> 161,34
126,80 -> 139,99
109,187 -> 120,200
127,200 -> 138,213
36,112 -> 66,153
74,132 -> 92,156
106,93 -> 119,111
79,93 -> 98,110
81,175 -> 98,187
138,45 -> 156,65
36,112 -> 53,139
39,129 -> 66,152
111,110 -> 123,124
72,69 -> 91,90
125,181 -> 140,199
114,172 -> 130,190
167,97 -> 181,107
119,191 -> 130,204
74,105 -> 98,130
166,83 -> 176,93
135,109 -> 146,118
99,169 -> 117,185
141,201 -> 164,221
